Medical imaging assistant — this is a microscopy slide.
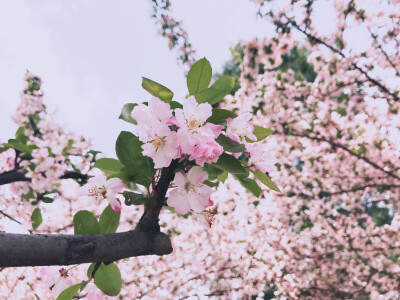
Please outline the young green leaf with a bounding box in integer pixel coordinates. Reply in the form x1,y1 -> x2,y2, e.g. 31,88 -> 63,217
202,164 -> 224,181
217,170 -> 228,183
237,177 -> 261,197
80,280 -> 88,292
252,170 -> 281,192
123,191 -> 147,206
31,208 -> 42,230
73,210 -> 100,235
214,153 -> 247,174
115,131 -> 154,185
119,103 -> 138,125
57,283 -> 81,300
215,134 -> 245,153
187,57 -> 212,95
246,125 -> 274,143
93,158 -> 124,175
207,108 -> 237,125
195,76 -> 235,105
99,205 -> 121,234
141,77 -> 173,102
94,263 -> 122,296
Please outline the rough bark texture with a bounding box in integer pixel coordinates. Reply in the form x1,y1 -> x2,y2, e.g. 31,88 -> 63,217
0,230 -> 172,267
0,160 -> 179,268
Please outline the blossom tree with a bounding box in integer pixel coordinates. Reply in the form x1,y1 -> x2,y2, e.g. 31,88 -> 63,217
2,0 -> 400,299
0,58 -> 278,299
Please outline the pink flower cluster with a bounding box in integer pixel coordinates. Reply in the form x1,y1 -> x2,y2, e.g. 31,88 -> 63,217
132,96 -> 223,169
131,96 -> 276,214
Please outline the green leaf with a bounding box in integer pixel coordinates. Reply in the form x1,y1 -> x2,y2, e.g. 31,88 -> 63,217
80,280 -> 88,292
123,191 -> 147,206
115,131 -> 154,186
202,164 -> 224,181
246,125 -> 274,143
207,108 -> 237,125
142,77 -> 173,102
73,210 -> 100,235
94,263 -> 122,296
119,103 -> 138,125
252,170 -> 281,192
87,263 -> 95,278
237,177 -> 261,197
215,134 -> 245,153
31,208 -> 42,230
187,57 -> 212,95
217,170 -> 228,183
15,127 -> 28,143
99,205 -> 121,234
195,76 -> 235,105
4,140 -> 38,154
170,101 -> 183,109
204,180 -> 218,187
214,153 -> 246,174
57,283 -> 81,300
93,158 -> 124,175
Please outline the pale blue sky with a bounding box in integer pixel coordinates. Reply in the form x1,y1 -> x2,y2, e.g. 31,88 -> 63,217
0,0 -> 273,156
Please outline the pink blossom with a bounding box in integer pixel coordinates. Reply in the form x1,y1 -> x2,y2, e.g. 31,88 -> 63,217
188,139 -> 223,166
131,97 -> 173,127
141,123 -> 179,168
78,175 -> 124,212
246,142 -> 277,173
40,266 -> 72,298
226,112 -> 256,143
167,166 -> 213,214
174,96 -> 212,133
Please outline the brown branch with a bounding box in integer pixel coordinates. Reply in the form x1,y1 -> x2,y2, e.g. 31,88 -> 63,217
277,130 -> 400,181
137,159 -> 179,233
0,160 -> 180,268
0,229 -> 172,267
286,21 -> 400,102
0,170 -> 88,186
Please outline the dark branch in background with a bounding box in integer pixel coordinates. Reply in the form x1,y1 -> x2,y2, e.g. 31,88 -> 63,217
276,130 -> 400,181
0,170 -> 88,186
0,159 -> 179,267
283,21 -> 400,102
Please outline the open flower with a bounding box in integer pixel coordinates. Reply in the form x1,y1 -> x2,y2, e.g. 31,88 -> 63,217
141,123 -> 179,168
40,266 -> 72,299
226,112 -> 256,143
131,97 -> 173,127
174,96 -> 213,134
246,142 -> 277,173
78,175 -> 124,212
167,166 -> 213,214
131,97 -> 173,142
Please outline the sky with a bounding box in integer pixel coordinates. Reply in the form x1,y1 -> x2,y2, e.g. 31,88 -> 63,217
0,0 -> 274,157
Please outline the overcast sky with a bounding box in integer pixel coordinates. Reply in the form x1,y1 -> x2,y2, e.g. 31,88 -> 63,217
0,0 -> 274,156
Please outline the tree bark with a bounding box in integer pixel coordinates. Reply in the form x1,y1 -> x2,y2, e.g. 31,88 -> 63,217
0,229 -> 172,267
0,160 -> 179,268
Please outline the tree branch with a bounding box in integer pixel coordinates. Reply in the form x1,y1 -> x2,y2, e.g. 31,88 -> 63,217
286,21 -> 400,102
277,130 -> 400,181
0,229 -> 172,267
137,159 -> 179,233
0,170 -> 88,186
0,160 -> 179,267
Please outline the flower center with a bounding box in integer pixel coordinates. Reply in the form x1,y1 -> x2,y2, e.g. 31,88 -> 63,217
187,118 -> 201,130
88,185 -> 107,201
152,136 -> 165,152
184,181 -> 196,193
